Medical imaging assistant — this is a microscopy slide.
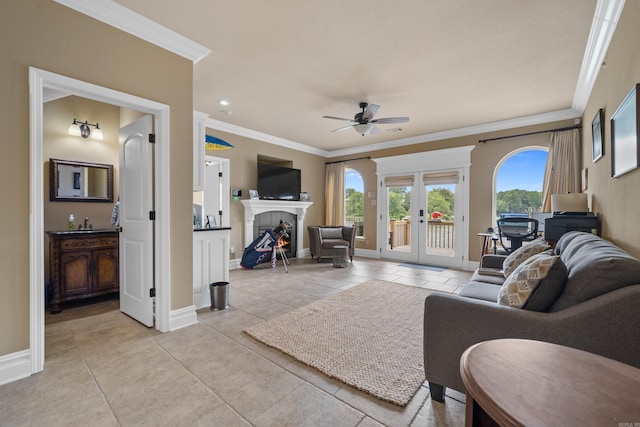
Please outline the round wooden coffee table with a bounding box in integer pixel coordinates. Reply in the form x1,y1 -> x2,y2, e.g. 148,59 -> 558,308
460,339 -> 640,427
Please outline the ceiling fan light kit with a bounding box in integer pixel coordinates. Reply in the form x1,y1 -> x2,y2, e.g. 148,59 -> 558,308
354,124 -> 376,135
323,102 -> 409,136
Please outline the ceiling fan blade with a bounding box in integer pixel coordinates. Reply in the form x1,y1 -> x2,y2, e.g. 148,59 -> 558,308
362,103 -> 380,121
332,125 -> 355,133
371,117 -> 410,124
323,115 -> 355,122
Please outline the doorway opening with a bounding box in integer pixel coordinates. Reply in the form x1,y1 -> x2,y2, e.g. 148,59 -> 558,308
29,67 -> 172,376
374,147 -> 474,270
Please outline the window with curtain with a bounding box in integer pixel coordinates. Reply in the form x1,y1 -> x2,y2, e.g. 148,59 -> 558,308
345,168 -> 364,237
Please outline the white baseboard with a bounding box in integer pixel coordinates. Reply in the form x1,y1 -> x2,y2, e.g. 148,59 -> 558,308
230,258 -> 241,270
0,349 -> 32,386
169,305 -> 198,331
354,248 -> 380,259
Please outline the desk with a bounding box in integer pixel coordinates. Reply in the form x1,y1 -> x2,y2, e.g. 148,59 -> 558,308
460,339 -> 640,427
477,233 -> 498,257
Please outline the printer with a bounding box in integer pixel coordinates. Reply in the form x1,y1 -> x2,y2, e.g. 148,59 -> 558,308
544,193 -> 601,241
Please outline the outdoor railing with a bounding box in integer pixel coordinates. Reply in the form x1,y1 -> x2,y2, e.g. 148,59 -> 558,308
388,219 -> 454,250
345,216 -> 364,236
427,220 -> 454,249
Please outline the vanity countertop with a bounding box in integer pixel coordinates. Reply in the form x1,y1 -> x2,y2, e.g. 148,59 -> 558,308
194,226 -> 231,232
47,229 -> 119,236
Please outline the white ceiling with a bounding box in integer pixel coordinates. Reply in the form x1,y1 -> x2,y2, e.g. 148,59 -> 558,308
60,0 -> 622,157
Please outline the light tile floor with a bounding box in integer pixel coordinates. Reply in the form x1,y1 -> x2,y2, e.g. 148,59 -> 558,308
1,257 -> 472,427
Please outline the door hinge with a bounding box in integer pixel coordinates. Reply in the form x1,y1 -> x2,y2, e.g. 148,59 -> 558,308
150,288 -> 156,298
148,133 -> 156,144
149,210 -> 156,220
218,171 -> 223,178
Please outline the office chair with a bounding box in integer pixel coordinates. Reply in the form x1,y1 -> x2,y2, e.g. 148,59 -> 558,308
496,217 -> 539,254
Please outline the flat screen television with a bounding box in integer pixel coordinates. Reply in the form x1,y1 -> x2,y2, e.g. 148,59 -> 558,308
257,162 -> 301,200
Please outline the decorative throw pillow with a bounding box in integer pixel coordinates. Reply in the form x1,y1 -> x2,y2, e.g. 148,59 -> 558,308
502,238 -> 550,278
497,251 -> 567,311
320,228 -> 344,239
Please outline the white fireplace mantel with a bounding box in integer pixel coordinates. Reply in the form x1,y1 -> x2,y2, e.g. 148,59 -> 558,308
240,200 -> 313,250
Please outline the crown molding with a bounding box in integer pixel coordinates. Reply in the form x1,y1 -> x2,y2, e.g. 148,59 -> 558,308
572,0 -> 625,112
205,118 -> 329,157
53,0 -> 211,63
206,108 -> 580,159
327,108 -> 582,158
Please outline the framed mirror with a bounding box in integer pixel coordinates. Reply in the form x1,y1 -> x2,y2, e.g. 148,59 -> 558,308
49,158 -> 114,202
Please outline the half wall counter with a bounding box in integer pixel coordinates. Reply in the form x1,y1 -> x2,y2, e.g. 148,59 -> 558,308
193,227 -> 231,309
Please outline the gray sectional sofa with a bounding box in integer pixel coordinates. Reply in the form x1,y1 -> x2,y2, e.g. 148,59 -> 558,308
424,231 -> 640,402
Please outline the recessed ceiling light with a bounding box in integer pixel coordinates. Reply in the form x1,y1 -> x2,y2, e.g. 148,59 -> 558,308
219,99 -> 230,106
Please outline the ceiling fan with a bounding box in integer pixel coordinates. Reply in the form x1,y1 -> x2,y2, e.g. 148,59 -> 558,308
323,102 -> 409,136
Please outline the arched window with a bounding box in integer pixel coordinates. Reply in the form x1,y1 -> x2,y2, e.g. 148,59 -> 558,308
494,148 -> 549,226
345,168 -> 364,237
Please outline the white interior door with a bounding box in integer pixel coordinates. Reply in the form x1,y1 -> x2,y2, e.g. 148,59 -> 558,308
119,115 -> 154,327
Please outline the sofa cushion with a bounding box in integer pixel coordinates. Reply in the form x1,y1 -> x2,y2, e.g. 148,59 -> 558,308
502,238 -> 550,278
471,270 -> 506,286
550,232 -> 640,312
321,239 -> 349,249
458,281 -> 502,302
320,227 -> 343,239
498,251 -> 567,310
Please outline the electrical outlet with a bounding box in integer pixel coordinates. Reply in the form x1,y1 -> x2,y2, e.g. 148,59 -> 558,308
230,246 -> 235,254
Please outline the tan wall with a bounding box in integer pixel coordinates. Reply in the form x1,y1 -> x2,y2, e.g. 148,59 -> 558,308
581,0 -> 640,256
43,96 -> 120,283
0,1 -> 193,356
202,131 -> 326,258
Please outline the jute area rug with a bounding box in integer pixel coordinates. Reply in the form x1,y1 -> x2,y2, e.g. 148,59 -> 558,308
244,279 -> 434,406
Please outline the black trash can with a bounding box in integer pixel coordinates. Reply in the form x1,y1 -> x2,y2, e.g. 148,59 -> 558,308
209,281 -> 229,310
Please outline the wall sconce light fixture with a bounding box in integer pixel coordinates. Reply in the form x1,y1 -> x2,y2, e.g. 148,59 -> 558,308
68,118 -> 103,140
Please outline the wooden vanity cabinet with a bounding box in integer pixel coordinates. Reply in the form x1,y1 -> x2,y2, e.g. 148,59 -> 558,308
48,231 -> 119,313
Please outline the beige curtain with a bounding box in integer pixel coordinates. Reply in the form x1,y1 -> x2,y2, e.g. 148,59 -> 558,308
325,162 -> 345,225
541,129 -> 581,212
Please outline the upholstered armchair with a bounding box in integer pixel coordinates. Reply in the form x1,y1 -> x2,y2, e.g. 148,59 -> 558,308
308,226 -> 356,262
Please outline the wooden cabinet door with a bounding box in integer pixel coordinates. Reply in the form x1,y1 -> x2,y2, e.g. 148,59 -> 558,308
59,250 -> 92,298
94,248 -> 119,292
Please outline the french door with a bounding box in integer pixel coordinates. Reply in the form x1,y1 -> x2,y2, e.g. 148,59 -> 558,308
380,169 -> 464,268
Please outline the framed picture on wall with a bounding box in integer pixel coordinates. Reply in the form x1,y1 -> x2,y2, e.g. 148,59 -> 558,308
592,108 -> 604,163
611,83 -> 640,177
